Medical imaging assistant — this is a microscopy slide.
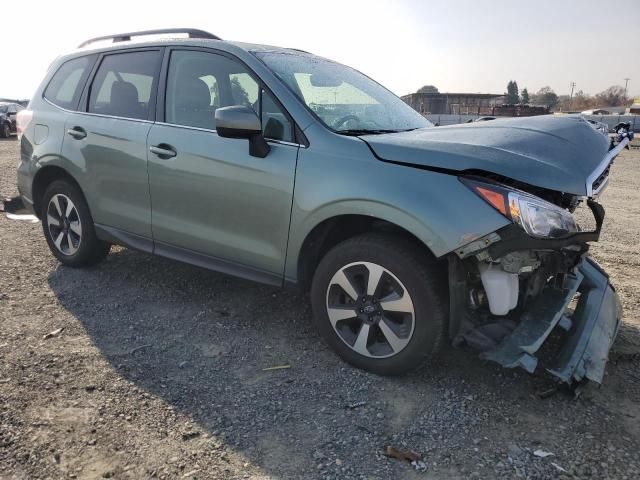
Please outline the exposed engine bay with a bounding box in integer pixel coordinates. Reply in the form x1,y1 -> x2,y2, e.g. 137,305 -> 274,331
449,174 -> 620,385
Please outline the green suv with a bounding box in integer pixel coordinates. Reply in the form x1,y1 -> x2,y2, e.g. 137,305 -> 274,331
14,29 -> 626,383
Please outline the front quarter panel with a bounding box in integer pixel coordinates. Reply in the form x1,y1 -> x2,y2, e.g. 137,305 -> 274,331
285,124 -> 511,281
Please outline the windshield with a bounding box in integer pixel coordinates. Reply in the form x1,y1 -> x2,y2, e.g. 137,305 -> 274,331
254,52 -> 432,134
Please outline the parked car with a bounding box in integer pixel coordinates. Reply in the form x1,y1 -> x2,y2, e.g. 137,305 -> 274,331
0,102 -> 23,138
11,29 -> 627,384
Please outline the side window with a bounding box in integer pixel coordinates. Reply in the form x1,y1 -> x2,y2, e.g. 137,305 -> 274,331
165,50 -> 294,142
88,51 -> 161,120
44,55 -> 96,110
261,89 -> 293,142
166,50 -> 260,130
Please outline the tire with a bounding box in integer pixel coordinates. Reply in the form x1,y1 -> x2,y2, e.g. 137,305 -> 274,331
41,180 -> 111,267
1,122 -> 10,139
311,233 -> 447,376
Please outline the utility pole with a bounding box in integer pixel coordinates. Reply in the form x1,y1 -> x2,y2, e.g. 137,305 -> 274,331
569,82 -> 576,110
623,78 -> 630,104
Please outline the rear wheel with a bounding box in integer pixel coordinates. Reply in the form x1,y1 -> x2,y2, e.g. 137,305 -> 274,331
311,234 -> 447,375
41,180 -> 110,267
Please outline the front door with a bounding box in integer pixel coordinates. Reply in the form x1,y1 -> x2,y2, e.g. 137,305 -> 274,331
147,49 -> 298,280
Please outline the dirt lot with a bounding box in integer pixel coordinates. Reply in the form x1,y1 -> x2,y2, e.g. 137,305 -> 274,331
1,136 -> 640,480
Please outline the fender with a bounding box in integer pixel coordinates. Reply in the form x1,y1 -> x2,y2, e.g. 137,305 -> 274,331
284,129 -> 511,282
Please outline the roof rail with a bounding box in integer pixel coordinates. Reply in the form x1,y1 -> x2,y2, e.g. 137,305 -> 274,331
78,28 -> 221,48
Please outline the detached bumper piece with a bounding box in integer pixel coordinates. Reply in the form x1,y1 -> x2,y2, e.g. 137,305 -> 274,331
2,195 -> 38,222
481,257 -> 621,384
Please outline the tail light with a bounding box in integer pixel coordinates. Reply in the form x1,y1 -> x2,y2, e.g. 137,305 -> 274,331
16,109 -> 33,141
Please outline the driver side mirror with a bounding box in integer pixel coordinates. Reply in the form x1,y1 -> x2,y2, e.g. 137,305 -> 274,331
215,106 -> 270,158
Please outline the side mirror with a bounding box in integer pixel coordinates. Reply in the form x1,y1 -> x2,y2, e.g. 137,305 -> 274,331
215,106 -> 270,158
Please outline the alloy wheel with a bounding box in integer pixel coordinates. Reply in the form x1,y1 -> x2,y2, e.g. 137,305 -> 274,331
46,194 -> 82,255
325,261 -> 415,358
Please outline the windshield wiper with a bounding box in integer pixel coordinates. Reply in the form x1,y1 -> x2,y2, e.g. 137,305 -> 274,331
335,129 -> 403,136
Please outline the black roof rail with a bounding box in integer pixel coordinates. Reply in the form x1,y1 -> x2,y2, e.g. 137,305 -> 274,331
78,28 -> 221,48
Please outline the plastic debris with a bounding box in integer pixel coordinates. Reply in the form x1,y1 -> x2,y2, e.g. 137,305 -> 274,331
347,401 -> 367,409
411,460 -> 427,472
533,449 -> 554,458
43,328 -> 64,340
262,365 -> 291,371
551,462 -> 567,473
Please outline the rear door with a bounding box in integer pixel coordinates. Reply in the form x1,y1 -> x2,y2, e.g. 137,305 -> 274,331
61,49 -> 163,241
147,48 -> 299,281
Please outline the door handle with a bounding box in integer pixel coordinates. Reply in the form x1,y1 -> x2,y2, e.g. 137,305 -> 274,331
149,144 -> 177,158
67,127 -> 87,140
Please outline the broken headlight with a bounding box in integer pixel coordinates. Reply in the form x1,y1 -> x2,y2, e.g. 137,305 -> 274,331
462,179 -> 578,239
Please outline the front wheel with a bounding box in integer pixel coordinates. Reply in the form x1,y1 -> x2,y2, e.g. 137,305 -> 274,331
310,234 -> 447,375
41,180 -> 111,267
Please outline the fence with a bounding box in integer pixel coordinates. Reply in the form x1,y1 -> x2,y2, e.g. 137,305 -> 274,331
425,114 -> 640,133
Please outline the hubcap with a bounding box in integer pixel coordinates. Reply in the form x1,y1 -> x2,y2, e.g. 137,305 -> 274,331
46,194 -> 82,255
326,261 -> 415,358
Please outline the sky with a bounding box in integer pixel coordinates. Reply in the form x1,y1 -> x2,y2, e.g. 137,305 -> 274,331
2,0 -> 639,100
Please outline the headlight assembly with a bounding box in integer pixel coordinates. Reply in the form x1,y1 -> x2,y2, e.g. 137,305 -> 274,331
462,178 -> 579,239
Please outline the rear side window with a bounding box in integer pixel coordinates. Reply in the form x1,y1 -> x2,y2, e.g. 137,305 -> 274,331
88,51 -> 161,120
44,56 -> 96,110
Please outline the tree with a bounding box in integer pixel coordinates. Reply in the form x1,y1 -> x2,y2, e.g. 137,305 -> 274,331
520,88 -> 529,105
506,80 -> 519,104
595,85 -> 627,107
532,86 -> 558,109
558,90 -> 597,112
417,85 -> 439,94
230,77 -> 251,107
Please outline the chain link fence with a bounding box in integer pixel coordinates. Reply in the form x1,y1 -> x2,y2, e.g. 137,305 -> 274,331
426,114 -> 640,132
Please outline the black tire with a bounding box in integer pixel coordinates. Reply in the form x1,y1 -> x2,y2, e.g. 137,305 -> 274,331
1,122 -> 10,139
310,233 -> 447,376
41,180 -> 111,267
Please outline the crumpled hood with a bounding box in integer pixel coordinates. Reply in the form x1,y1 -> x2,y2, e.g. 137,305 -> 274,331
363,115 -> 611,196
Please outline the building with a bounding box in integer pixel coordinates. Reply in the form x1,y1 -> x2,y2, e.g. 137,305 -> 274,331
401,92 -> 504,115
627,98 -> 640,114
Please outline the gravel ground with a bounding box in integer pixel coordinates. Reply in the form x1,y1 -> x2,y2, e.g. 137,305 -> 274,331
1,136 -> 640,480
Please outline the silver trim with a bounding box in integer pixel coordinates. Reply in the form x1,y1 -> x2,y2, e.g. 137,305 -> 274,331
586,138 -> 629,197
155,121 -> 216,134
154,121 -> 304,147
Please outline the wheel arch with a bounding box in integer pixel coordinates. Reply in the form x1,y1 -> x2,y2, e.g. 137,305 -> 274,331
294,211 -> 444,292
32,165 -> 87,218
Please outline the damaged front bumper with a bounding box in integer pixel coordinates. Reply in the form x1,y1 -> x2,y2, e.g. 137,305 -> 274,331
481,256 -> 621,384
451,199 -> 622,384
